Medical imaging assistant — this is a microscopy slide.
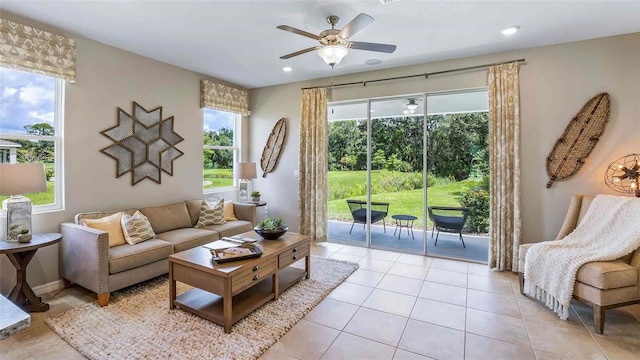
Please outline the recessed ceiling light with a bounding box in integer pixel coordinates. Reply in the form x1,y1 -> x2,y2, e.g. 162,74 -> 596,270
282,66 -> 292,72
501,26 -> 520,36
365,59 -> 382,66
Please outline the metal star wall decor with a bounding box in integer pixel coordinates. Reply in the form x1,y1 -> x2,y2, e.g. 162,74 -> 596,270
100,102 -> 184,185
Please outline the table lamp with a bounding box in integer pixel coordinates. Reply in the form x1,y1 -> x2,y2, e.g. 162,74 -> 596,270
604,153 -> 640,197
0,163 -> 47,242
238,162 -> 257,203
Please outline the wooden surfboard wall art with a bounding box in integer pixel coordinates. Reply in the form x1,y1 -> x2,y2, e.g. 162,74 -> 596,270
546,93 -> 610,188
260,117 -> 287,178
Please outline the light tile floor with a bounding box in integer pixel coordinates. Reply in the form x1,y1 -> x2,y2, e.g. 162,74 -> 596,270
1,242 -> 638,360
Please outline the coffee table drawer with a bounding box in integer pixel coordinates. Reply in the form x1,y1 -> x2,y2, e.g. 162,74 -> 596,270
231,257 -> 276,293
278,242 -> 310,269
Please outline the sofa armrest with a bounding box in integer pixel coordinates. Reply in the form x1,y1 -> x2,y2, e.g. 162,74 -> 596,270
59,223 -> 110,295
233,203 -> 257,225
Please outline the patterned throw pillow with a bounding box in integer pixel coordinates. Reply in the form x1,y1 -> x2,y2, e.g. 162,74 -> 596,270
196,198 -> 225,228
121,210 -> 156,245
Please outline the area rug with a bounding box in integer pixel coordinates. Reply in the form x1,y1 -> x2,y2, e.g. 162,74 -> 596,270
46,256 -> 357,360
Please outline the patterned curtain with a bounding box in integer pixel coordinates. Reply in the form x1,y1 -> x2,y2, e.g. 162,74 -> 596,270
0,18 -> 76,82
488,62 -> 522,271
298,88 -> 328,242
200,80 -> 249,115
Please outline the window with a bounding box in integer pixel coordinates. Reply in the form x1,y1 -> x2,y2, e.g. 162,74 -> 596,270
0,68 -> 64,211
203,109 -> 240,192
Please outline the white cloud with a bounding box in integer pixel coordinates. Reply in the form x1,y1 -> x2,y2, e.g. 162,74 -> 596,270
28,111 -> 54,123
2,87 -> 17,98
18,83 -> 54,105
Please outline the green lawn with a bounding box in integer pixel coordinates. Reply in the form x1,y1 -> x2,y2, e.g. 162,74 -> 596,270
203,168 -> 233,188
0,181 -> 55,206
328,170 -> 475,228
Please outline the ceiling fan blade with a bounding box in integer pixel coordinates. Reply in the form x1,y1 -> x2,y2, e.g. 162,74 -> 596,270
280,47 -> 318,59
350,41 -> 397,53
338,13 -> 374,39
276,25 -> 321,40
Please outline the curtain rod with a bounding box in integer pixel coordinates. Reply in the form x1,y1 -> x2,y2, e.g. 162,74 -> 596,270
301,58 -> 526,90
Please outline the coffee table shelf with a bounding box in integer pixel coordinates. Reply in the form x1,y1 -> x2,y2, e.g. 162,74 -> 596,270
174,266 -> 307,326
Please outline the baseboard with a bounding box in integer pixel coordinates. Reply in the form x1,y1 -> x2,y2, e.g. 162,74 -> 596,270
33,279 -> 64,296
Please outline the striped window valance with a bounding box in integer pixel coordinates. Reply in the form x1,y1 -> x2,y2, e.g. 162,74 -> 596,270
200,79 -> 249,115
0,18 -> 76,82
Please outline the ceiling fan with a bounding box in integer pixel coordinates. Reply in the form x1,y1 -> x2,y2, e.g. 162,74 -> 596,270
277,13 -> 397,67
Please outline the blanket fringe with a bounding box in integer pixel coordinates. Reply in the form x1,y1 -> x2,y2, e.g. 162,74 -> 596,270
524,281 -> 570,320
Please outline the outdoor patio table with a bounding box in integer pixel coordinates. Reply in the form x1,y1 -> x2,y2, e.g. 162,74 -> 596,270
392,215 -> 417,239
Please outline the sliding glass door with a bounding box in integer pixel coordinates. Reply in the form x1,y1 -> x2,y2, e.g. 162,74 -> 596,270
327,89 -> 490,263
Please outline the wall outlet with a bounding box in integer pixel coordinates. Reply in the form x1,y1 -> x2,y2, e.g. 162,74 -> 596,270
294,170 -> 299,178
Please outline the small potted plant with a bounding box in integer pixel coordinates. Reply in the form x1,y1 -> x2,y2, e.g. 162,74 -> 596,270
254,217 -> 288,240
251,191 -> 261,203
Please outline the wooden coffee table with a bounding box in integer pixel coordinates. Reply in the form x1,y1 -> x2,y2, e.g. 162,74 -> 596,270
169,231 -> 310,333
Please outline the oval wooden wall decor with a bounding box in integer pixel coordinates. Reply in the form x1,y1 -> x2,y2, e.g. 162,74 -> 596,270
546,93 -> 610,188
260,118 -> 287,178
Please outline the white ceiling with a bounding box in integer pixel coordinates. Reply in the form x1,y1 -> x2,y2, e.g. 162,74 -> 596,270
3,1 -> 639,89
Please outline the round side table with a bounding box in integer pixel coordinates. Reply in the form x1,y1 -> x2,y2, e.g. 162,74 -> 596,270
0,233 -> 62,312
392,215 -> 418,239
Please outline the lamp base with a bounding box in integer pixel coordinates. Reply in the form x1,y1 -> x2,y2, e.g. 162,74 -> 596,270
238,180 -> 253,203
2,195 -> 33,242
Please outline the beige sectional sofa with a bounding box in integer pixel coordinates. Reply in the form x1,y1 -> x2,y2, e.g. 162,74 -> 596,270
59,199 -> 256,306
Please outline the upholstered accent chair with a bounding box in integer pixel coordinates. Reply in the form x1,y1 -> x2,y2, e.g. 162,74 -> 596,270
518,194 -> 640,334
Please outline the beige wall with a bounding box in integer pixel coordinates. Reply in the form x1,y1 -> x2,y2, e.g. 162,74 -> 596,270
249,33 -> 640,247
0,13 -> 247,293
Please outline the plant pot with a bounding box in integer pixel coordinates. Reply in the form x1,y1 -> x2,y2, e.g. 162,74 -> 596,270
254,226 -> 288,240
251,197 -> 260,203
17,234 -> 32,243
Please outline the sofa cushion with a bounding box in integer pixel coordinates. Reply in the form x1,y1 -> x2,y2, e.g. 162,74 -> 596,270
140,201 -> 192,233
576,260 -> 637,290
109,239 -> 173,274
186,199 -> 203,227
155,228 -> 219,253
83,212 -> 126,248
518,243 -> 535,273
202,220 -> 254,238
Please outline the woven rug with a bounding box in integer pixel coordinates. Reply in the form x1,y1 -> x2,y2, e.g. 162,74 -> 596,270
46,256 -> 357,360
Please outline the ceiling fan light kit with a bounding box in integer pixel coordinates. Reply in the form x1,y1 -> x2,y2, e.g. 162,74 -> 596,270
318,45 -> 349,67
277,13 -> 397,67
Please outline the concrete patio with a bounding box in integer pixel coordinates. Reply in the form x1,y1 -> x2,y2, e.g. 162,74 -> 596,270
328,220 -> 488,262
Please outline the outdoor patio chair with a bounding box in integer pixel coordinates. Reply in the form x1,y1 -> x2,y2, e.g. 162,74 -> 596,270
427,206 -> 470,247
346,200 -> 389,234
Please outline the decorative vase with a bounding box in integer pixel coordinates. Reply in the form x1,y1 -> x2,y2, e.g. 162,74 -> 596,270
252,196 -> 260,203
17,233 -> 32,243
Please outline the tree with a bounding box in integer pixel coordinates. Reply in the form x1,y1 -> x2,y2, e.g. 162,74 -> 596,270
372,149 -> 386,170
386,153 -> 402,172
203,127 -> 234,169
340,155 -> 356,171
24,123 -> 54,136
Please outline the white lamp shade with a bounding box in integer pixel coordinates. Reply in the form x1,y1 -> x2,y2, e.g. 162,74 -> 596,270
0,163 -> 47,196
318,45 -> 348,66
238,162 -> 257,180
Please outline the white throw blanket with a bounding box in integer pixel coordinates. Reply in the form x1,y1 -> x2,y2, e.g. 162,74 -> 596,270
524,195 -> 640,319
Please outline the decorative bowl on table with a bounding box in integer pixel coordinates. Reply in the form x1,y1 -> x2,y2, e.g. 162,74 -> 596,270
254,226 -> 288,240
254,217 -> 288,240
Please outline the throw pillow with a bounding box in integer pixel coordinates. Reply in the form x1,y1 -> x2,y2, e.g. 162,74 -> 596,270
195,198 -> 225,228
121,210 -> 156,245
83,212 -> 126,248
223,200 -> 238,221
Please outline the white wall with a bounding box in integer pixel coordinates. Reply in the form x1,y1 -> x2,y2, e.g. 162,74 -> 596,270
0,13 -> 247,293
249,33 -> 640,246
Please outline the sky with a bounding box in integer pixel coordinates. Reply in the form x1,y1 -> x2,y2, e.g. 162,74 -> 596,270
0,67 -> 56,134
203,108 -> 235,133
